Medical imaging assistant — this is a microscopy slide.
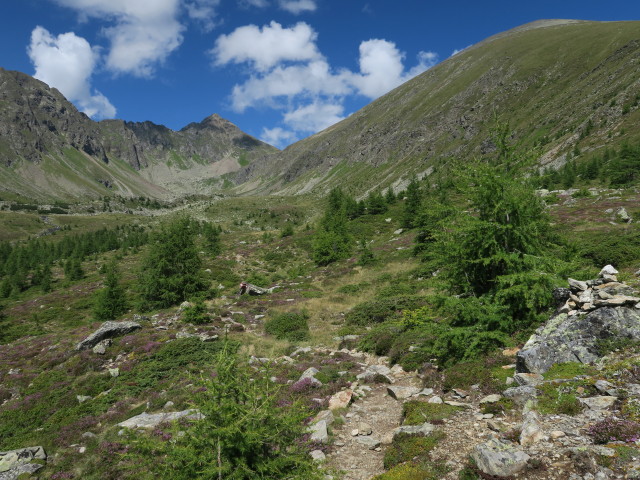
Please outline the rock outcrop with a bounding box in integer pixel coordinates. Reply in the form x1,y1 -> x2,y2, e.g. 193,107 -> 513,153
0,446 -> 46,479
75,321 -> 141,351
517,266 -> 640,374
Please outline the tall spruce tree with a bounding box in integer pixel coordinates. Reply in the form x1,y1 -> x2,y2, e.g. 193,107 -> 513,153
312,188 -> 354,266
93,260 -> 127,321
138,217 -> 207,310
435,121 -> 554,328
401,176 -> 422,228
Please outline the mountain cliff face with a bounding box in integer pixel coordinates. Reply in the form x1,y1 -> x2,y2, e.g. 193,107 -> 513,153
0,68 -> 277,201
235,20 -> 640,196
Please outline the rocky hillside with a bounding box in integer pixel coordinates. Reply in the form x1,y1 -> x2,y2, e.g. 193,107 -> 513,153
235,20 -> 640,196
0,68 -> 277,201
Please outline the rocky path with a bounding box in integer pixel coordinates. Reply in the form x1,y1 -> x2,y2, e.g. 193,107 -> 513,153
326,370 -> 423,480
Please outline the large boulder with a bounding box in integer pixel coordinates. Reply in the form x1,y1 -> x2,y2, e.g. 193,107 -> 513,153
517,306 -> 640,374
76,321 -> 141,350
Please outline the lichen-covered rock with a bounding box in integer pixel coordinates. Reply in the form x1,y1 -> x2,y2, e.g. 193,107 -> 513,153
117,410 -> 203,429
471,438 -> 530,477
0,446 -> 46,479
517,307 -> 640,374
386,385 -> 421,400
392,422 -> 436,439
75,321 -> 141,350
309,420 -> 329,444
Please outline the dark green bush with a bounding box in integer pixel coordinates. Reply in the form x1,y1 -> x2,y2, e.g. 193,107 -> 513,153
264,311 -> 310,341
576,227 -> 640,268
182,300 -> 210,325
345,295 -> 426,325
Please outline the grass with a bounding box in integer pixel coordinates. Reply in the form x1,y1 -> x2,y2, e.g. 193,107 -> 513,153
402,401 -> 462,425
542,362 -> 598,380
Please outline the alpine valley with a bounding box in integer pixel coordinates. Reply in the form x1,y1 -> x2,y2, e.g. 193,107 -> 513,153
1,19 -> 640,480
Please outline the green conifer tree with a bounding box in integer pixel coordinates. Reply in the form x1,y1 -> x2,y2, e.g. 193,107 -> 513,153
402,176 -> 422,228
138,217 -> 207,310
93,260 -> 127,321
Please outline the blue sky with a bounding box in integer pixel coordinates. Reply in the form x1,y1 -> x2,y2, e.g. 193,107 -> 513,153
1,1 -> 639,148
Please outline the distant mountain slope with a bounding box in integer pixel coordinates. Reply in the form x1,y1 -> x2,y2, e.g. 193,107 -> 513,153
0,68 -> 277,201
235,20 -> 640,196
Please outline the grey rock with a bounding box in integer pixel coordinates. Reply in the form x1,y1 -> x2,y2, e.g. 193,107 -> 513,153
81,432 -> 97,439
514,372 -> 544,386
444,400 -> 472,408
616,207 -> 632,223
92,338 -> 111,354
520,411 -> 545,446
392,422 -> 436,439
594,380 -> 618,396
358,422 -> 373,435
579,396 -> 617,410
76,321 -> 141,350
109,367 -> 120,377
76,395 -> 92,403
309,420 -> 329,444
357,365 -> 393,383
471,438 -> 530,477
428,395 -> 443,404
118,409 -> 203,429
415,388 -> 435,396
568,278 -> 588,291
314,410 -> 335,426
503,385 -> 537,404
356,436 -> 381,449
517,306 -> 640,374
0,446 -> 46,477
386,386 -> 421,400
600,264 -> 619,276
479,394 -> 502,404
310,450 -> 326,462
298,367 -> 323,387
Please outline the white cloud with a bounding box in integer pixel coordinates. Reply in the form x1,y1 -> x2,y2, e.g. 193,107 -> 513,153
349,41 -> 438,98
278,0 -> 317,14
239,0 -> 269,7
28,26 -> 116,119
185,0 -> 221,32
213,21 -> 438,147
53,0 -> 184,77
229,60 -> 350,111
260,127 -> 298,148
283,101 -> 344,132
212,21 -> 320,72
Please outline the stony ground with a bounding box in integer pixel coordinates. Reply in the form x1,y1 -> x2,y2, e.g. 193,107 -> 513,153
326,371 -> 422,479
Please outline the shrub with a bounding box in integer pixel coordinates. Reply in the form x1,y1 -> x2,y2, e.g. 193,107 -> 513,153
345,295 -> 426,325
182,300 -> 210,325
264,311 -> 310,341
587,417 -> 640,444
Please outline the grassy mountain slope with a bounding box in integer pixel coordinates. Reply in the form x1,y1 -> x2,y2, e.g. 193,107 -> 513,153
0,69 -> 277,201
235,20 -> 640,196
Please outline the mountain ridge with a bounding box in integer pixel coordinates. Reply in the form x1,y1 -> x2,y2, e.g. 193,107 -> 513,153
233,19 -> 640,196
0,68 -> 277,201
